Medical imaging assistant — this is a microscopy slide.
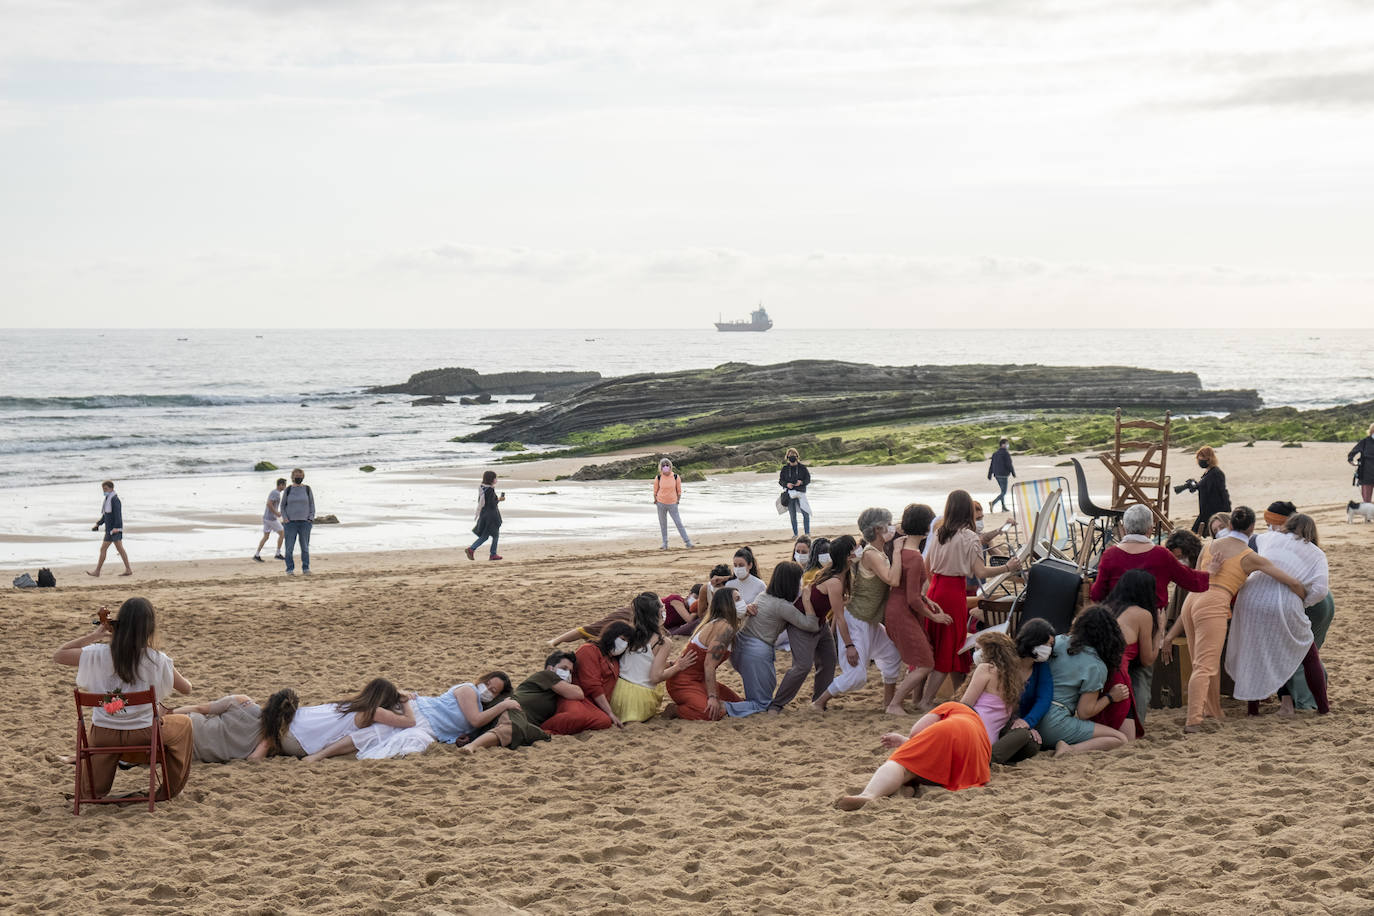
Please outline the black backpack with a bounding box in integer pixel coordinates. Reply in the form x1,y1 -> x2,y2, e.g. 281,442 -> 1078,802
36,568 -> 56,588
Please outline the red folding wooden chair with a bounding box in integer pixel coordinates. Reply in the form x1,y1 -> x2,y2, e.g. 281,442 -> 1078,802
73,688 -> 169,814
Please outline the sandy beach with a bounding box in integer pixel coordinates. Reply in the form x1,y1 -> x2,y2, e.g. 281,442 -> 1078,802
5,443 -> 1373,914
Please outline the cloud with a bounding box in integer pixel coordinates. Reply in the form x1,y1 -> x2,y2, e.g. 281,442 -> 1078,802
1201,68 -> 1374,109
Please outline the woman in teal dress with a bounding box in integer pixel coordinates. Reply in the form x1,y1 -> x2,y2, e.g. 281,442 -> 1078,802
1037,606 -> 1130,757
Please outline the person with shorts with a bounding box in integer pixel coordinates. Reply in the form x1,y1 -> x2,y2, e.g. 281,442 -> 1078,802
254,477 -> 287,562
87,479 -> 132,577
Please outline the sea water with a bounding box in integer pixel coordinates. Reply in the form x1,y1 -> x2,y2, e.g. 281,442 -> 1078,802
1,328 -> 1368,567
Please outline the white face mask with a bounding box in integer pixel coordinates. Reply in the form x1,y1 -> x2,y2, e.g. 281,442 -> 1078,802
734,600 -> 747,617
975,520 -> 985,532
733,565 -> 749,580
794,551 -> 809,565
612,637 -> 628,656
553,667 -> 572,682
659,608 -> 667,624
1033,644 -> 1052,662
971,648 -> 984,666
818,553 -> 831,567
477,685 -> 494,704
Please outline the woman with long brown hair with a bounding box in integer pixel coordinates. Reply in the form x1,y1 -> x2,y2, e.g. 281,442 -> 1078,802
54,596 -> 194,799
920,490 -> 1020,708
290,678 -> 416,762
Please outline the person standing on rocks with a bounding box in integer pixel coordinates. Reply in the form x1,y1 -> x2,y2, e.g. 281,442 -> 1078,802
779,447 -> 812,536
653,458 -> 693,549
281,468 -> 315,576
254,477 -> 287,563
87,479 -> 132,577
467,470 -> 505,561
987,438 -> 1015,512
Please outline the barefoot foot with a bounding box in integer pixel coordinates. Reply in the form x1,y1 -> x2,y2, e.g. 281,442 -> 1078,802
1054,740 -> 1073,758
85,570 -> 99,577
883,705 -> 906,716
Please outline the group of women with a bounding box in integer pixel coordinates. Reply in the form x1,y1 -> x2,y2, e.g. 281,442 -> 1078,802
55,485 -> 1335,809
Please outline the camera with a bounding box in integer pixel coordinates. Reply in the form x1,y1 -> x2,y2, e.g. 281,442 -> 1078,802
1173,479 -> 1197,495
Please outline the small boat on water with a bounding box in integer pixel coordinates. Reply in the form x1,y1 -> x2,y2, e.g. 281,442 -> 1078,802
715,304 -> 773,332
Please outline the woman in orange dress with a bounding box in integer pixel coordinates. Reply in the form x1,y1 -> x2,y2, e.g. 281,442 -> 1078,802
836,702 -> 991,810
665,589 -> 743,721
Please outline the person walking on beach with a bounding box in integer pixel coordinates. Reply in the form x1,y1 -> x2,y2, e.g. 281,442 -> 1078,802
779,447 -> 812,536
467,470 -> 504,561
1347,423 -> 1374,503
987,439 -> 1015,512
87,480 -> 132,577
280,468 -> 315,576
653,458 -> 693,549
254,478 -> 287,563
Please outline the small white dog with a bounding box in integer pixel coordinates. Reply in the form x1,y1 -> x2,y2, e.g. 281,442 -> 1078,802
1347,500 -> 1374,523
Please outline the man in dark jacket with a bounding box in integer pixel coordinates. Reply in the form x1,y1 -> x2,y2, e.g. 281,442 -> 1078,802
987,439 -> 1015,511
1348,423 -> 1374,503
87,479 -> 132,577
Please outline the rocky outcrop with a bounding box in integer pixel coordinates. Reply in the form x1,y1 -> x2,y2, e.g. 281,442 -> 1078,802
411,395 -> 451,406
465,360 -> 1262,446
369,367 -> 601,401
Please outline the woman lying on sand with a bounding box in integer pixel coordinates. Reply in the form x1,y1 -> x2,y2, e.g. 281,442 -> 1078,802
293,678 -> 416,763
172,689 -> 301,762
463,653 -> 586,753
543,623 -> 634,732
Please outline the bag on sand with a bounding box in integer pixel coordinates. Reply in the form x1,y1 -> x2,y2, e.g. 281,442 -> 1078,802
37,568 -> 56,588
13,573 -> 36,588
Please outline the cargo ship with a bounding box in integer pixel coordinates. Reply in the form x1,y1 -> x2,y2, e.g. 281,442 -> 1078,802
715,305 -> 773,332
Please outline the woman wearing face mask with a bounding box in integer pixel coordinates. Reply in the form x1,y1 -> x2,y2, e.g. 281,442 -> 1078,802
665,588 -> 745,721
1036,607 -> 1130,756
544,622 -> 634,732
320,674 -> 520,760
990,619 -> 1057,765
920,490 -> 1021,709
724,547 -> 767,606
792,535 -> 812,569
780,447 -> 812,537
813,510 -> 905,711
1177,446 -> 1230,538
610,593 -> 677,723
884,503 -> 951,715
725,561 -> 819,717
1092,569 -> 1159,740
653,458 -> 693,549
770,538 -> 842,713
462,653 -> 585,752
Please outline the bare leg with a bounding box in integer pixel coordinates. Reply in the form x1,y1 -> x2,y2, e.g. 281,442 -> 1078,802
1277,696 -> 1295,717
882,682 -> 896,710
303,734 -> 359,763
256,531 -> 270,556
887,666 -> 932,715
459,731 -> 504,754
88,541 -> 111,576
919,671 -> 948,708
1055,724 -> 1126,756
836,761 -> 915,810
114,541 -> 132,574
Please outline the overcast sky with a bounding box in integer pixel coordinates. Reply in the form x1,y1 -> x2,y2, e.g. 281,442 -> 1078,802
3,0 -> 1372,328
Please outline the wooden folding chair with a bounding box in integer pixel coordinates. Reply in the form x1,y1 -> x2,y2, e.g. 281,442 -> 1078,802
74,688 -> 169,814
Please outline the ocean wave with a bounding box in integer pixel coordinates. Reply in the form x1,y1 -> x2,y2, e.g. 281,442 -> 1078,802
0,392 -> 360,411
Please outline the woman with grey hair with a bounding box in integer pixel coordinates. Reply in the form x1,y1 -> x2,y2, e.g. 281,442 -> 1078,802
1088,503 -> 1211,721
813,507 -> 905,711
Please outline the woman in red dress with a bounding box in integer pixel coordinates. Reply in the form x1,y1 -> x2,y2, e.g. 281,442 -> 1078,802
884,503 -> 952,715
1091,569 -> 1158,740
665,590 -> 743,721
920,490 -> 1020,708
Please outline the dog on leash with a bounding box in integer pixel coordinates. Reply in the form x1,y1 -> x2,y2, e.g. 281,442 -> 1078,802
1347,500 -> 1374,523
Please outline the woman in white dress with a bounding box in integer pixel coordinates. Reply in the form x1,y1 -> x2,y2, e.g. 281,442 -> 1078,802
1224,514 -> 1331,716
290,678 -> 416,763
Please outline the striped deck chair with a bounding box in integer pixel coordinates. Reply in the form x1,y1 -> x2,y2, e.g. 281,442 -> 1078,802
1009,477 -> 1076,559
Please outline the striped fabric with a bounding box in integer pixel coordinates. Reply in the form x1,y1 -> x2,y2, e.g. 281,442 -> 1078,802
1010,477 -> 1074,550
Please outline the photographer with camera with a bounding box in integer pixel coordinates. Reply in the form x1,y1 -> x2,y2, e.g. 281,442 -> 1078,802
1347,423 -> 1374,503
1174,446 -> 1230,538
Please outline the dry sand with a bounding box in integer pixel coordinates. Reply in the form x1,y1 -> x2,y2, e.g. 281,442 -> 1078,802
4,447 -> 1373,915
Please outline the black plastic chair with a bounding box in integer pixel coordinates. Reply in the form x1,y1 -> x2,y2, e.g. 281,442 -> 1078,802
1071,457 -> 1123,567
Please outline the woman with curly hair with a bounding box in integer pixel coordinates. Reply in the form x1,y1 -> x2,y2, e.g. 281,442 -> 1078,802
1035,606 -> 1130,756
1091,569 -> 1160,740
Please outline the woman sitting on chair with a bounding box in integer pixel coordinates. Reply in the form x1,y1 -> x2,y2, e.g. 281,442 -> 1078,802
54,597 -> 195,800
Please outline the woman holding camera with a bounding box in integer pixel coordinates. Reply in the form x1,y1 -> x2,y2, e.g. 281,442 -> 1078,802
1180,446 -> 1230,537
54,597 -> 194,799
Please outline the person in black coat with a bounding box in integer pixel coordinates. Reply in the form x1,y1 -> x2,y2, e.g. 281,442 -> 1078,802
987,438 -> 1015,511
87,479 -> 132,577
779,447 -> 811,536
1177,446 -> 1230,537
1347,423 -> 1374,503
466,470 -> 506,561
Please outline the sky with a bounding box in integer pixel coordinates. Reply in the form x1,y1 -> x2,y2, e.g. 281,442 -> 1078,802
2,0 -> 1373,329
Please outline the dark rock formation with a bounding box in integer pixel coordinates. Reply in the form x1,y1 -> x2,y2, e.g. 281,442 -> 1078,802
459,393 -> 493,406
466,360 -> 1262,446
254,460 -> 278,472
411,395 -> 452,406
370,367 -> 601,401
